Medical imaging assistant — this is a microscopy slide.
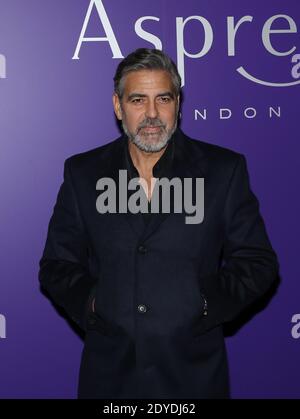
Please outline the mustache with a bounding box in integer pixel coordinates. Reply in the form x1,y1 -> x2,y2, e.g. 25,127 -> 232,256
137,118 -> 166,130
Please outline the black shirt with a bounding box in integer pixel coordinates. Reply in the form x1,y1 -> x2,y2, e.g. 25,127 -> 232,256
123,134 -> 175,225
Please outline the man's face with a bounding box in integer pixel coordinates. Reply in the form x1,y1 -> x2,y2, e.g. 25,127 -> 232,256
113,69 -> 180,152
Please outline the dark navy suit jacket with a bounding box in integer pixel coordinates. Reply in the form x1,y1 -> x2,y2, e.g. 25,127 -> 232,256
39,128 -> 279,399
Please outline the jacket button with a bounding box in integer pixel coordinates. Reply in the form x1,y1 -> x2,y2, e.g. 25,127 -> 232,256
137,304 -> 148,313
138,244 -> 147,254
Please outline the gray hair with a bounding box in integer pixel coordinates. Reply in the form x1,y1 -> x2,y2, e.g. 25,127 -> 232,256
113,48 -> 181,99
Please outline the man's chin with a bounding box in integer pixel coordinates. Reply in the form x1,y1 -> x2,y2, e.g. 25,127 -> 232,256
133,135 -> 169,152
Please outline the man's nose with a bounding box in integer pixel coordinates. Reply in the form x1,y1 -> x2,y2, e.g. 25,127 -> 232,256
145,100 -> 158,119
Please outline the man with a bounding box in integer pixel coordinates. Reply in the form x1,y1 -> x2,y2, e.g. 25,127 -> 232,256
39,48 -> 279,399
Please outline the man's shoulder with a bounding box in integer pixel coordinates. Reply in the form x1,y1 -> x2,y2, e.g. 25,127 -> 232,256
64,134 -> 123,170
180,130 -> 242,167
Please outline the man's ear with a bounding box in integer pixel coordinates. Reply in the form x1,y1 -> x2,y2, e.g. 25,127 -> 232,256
112,93 -> 122,121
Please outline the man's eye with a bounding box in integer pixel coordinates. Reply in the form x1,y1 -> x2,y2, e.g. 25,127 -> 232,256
131,98 -> 143,104
158,96 -> 171,103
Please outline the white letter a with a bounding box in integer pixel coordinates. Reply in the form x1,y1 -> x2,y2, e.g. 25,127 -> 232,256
72,0 -> 123,59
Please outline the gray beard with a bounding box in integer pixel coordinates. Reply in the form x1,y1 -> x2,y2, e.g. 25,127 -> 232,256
122,120 -> 177,153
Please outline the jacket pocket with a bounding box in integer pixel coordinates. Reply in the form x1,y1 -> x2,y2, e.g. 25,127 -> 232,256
189,290 -> 209,337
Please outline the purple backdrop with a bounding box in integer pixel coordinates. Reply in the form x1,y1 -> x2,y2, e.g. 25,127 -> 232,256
0,0 -> 299,398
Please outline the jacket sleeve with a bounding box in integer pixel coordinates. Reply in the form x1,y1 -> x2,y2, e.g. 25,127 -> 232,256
39,158 -> 97,331
198,154 -> 279,333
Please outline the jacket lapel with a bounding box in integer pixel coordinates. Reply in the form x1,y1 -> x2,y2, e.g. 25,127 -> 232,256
139,128 -> 206,242
99,135 -> 146,238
